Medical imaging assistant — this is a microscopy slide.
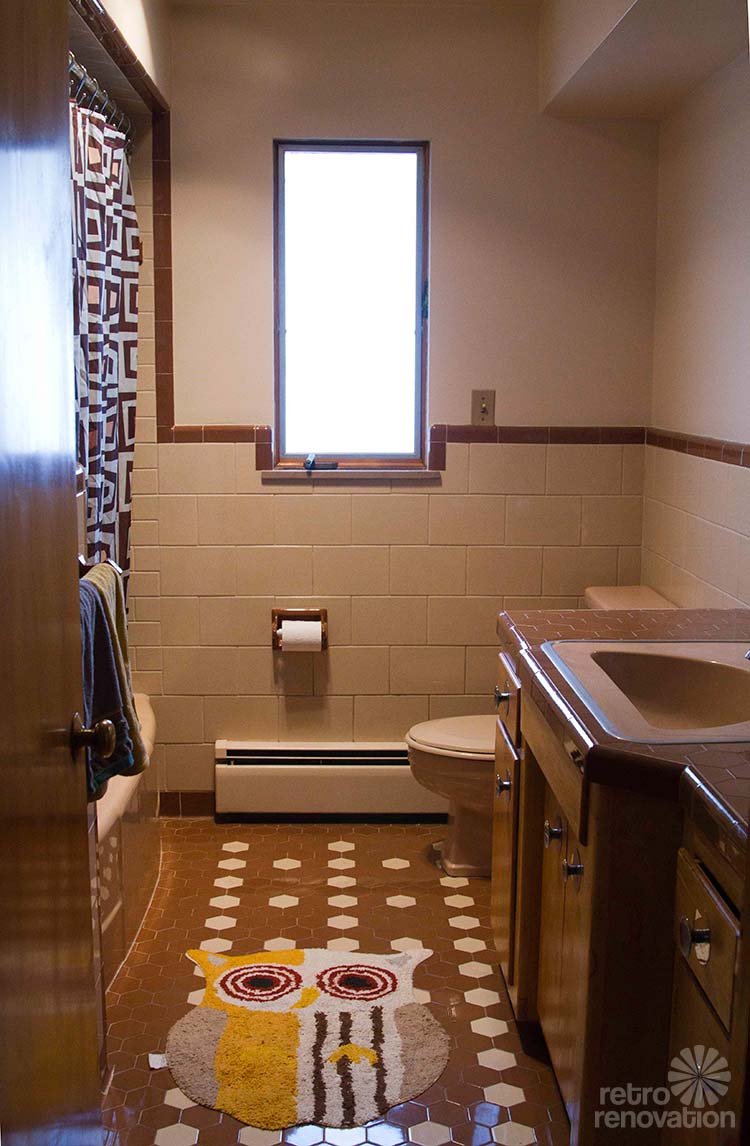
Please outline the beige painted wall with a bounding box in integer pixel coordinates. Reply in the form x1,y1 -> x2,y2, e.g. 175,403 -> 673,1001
651,52 -> 750,441
539,0 -> 634,106
102,0 -> 171,98
170,0 -> 658,428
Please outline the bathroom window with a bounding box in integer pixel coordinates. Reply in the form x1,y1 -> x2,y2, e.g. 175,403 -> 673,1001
274,141 -> 429,468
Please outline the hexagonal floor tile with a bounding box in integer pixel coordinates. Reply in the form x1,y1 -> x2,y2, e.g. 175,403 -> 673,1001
444,894 -> 474,909
164,1087 -> 195,1110
477,1048 -> 517,1071
218,858 -> 246,870
386,895 -> 416,909
154,1125 -> 199,1146
491,1124 -> 535,1144
265,936 -> 297,951
274,857 -> 302,870
282,1127 -> 325,1146
223,841 -> 250,853
327,937 -> 360,952
328,875 -> 356,888
464,988 -> 501,1007
470,1017 -> 509,1038
328,894 -> 358,909
483,1083 -> 525,1107
204,915 -> 236,931
459,961 -> 493,979
328,914 -> 358,930
209,894 -> 240,909
239,1127 -> 285,1145
391,937 -> 424,952
449,916 -> 480,930
186,988 -> 205,1005
324,1128 -> 368,1145
328,841 -> 355,853
199,937 -> 233,953
408,1122 -> 450,1145
366,1123 -> 407,1145
440,876 -> 469,887
453,937 -> 486,953
328,858 -> 356,870
413,988 -> 432,1004
269,895 -> 300,909
382,858 -> 410,870
214,875 -> 243,889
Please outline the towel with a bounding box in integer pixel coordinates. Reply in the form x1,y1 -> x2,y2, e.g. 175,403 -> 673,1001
79,579 -> 134,796
83,563 -> 149,774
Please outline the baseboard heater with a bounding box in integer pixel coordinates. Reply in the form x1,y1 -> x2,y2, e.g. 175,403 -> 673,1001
215,741 -> 448,816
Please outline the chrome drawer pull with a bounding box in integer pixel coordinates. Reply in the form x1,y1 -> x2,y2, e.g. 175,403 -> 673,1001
494,685 -> 511,710
679,916 -> 711,965
562,853 -> 584,882
544,818 -> 563,848
495,772 -> 512,796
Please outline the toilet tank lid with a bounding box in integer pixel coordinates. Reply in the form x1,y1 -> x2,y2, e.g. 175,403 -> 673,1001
408,715 -> 496,756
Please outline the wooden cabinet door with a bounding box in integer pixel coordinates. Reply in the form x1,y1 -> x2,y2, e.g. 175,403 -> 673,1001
536,785 -> 567,1073
491,718 -> 520,984
558,826 -> 592,1126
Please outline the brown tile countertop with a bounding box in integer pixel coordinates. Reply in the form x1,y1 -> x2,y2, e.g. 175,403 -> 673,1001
497,607 -> 750,870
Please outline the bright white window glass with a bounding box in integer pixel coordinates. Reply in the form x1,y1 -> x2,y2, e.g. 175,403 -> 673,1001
280,147 -> 422,457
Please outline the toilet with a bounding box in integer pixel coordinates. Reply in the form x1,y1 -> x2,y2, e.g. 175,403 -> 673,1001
406,714 -> 496,878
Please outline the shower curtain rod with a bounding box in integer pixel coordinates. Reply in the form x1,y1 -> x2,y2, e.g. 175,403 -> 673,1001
68,51 -> 134,145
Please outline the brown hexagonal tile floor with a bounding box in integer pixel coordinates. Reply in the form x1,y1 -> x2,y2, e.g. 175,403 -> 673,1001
102,821 -> 569,1145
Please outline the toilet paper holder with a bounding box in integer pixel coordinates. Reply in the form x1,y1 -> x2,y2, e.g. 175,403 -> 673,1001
272,607 -> 328,651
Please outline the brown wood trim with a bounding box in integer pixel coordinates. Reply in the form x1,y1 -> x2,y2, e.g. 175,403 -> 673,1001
647,427 -> 750,467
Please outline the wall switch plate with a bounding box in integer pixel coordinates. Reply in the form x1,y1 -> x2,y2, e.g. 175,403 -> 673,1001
471,389 -> 496,426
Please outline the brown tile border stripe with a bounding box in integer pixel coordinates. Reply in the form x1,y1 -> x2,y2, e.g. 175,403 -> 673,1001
437,424 -> 647,444
647,428 -> 750,467
159,791 -> 216,817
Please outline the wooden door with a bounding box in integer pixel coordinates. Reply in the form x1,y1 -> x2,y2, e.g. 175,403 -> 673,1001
536,785 -> 566,1075
0,2 -> 103,1142
490,719 -> 519,984
557,825 -> 592,1129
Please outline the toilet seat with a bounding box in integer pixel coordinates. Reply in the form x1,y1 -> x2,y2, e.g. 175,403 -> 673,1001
406,715 -> 496,760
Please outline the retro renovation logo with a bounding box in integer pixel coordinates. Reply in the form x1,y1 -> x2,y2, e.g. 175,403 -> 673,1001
594,1046 -> 736,1132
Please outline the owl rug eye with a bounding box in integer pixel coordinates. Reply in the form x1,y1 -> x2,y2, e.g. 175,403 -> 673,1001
165,946 -> 450,1130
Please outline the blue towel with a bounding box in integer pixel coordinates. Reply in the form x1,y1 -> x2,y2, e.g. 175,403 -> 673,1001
79,579 -> 134,796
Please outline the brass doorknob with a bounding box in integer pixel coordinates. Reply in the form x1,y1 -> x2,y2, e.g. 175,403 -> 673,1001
70,712 -> 116,760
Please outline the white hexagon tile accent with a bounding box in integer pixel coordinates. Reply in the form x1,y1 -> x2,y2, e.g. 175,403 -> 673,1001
328,857 -> 355,870
204,915 -> 236,931
218,858 -> 246,870
386,895 -> 416,909
491,1126 -> 536,1146
440,875 -> 469,887
408,1122 -> 451,1146
328,841 -> 355,853
209,894 -> 240,909
327,914 -> 358,930
238,1128 -> 284,1146
222,841 -> 250,853
186,988 -> 205,1006
471,1016 -> 509,1038
459,961 -> 494,979
390,936 -> 424,952
164,1087 -> 195,1110
448,915 -> 480,930
327,894 -> 358,909
324,1126 -> 367,1144
273,857 -> 302,870
199,937 -> 233,954
269,894 -> 299,909
327,875 -> 356,888
477,1047 -> 517,1071
454,936 -> 486,953
264,936 -> 297,951
413,988 -> 432,1004
464,987 -> 501,1007
444,894 -> 474,909
214,875 -> 243,889
483,1082 -> 525,1106
382,857 -> 410,870
154,1125 -> 199,1146
327,937 -> 360,952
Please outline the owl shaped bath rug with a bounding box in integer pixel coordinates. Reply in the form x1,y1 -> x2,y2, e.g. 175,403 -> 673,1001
165,947 -> 450,1129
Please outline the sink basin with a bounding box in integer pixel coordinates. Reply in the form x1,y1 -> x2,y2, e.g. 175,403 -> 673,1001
542,640 -> 750,744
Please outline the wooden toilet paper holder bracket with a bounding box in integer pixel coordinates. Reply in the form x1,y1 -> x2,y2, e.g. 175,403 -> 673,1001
272,607 -> 328,651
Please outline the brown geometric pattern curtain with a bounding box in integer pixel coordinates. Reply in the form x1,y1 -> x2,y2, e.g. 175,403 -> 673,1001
70,102 -> 140,587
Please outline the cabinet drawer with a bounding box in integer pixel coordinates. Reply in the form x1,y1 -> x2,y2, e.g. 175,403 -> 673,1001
496,652 -> 521,747
674,848 -> 738,1031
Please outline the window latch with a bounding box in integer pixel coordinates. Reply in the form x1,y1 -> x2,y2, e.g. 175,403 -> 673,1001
304,453 -> 339,472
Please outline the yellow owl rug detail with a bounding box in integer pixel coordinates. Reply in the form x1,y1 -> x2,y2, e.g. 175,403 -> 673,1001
165,947 -> 450,1130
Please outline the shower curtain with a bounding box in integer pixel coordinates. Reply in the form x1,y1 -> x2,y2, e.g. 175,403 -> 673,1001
70,103 -> 140,585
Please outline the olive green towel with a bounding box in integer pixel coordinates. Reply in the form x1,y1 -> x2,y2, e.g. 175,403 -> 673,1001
84,564 -> 149,774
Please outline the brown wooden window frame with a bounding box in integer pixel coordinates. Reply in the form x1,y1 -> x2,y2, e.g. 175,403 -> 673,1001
273,139 -> 430,471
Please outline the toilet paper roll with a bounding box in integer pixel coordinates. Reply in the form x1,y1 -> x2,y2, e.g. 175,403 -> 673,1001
279,619 -> 323,652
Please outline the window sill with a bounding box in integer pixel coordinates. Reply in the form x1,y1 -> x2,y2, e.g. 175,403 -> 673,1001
261,468 -> 442,484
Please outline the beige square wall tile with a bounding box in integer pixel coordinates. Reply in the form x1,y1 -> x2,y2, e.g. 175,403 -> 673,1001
467,547 -> 542,596
314,647 -> 389,695
131,546 -> 161,573
465,646 -> 502,695
581,496 -> 643,546
469,444 -> 546,494
622,445 -> 645,495
618,547 -> 642,584
506,496 -> 580,545
164,743 -> 214,791
671,451 -> 703,514
352,597 -> 427,645
643,499 -> 688,566
275,495 -> 351,545
429,495 -> 505,545
503,595 -> 580,609
132,467 -> 157,494
238,648 -> 313,696
158,443 -> 235,494
236,444 -> 264,494
130,519 -> 158,547
128,571 -> 159,597
163,647 -> 238,695
133,597 -> 161,622
275,597 -> 352,646
203,696 -> 279,741
697,459 -> 728,527
542,547 -> 619,596
726,464 -> 750,537
426,444 -> 469,494
313,546 -> 389,595
352,495 -> 428,544
157,496 -> 198,545
429,694 -> 496,719
127,620 -> 161,648
135,646 -> 162,672
160,546 -> 236,596
131,669 -> 162,694
353,696 -> 428,741
546,445 -> 622,494
199,596 -> 273,646
198,495 -> 274,545
151,696 -> 204,744
428,597 -> 501,645
683,516 -> 739,597
389,545 -> 466,595
390,646 -> 465,694
160,597 -> 200,646
278,697 -> 354,742
133,442 -> 157,470
237,547 -> 313,595
738,536 -> 750,605
131,494 -> 157,522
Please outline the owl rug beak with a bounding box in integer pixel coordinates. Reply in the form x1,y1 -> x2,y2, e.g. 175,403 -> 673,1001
292,986 -> 321,1009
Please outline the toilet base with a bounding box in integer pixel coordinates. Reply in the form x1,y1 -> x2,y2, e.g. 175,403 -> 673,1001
439,802 -> 492,879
